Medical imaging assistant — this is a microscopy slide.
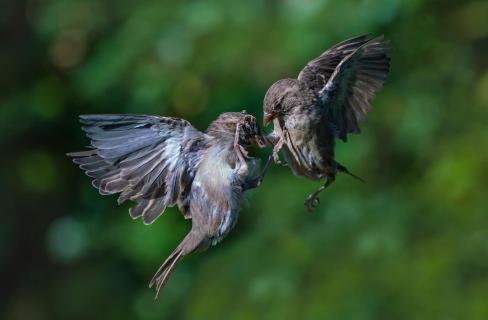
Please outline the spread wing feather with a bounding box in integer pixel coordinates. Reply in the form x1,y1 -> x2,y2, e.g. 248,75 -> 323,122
298,35 -> 373,91
298,35 -> 390,141
68,114 -> 208,224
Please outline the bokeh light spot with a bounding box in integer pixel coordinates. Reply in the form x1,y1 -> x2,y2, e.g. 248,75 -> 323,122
172,74 -> 208,116
46,216 -> 87,263
50,29 -> 87,69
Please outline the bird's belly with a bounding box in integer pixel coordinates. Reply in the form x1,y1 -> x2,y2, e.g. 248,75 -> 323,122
283,145 -> 323,180
283,130 -> 335,180
189,183 -> 241,246
211,207 -> 239,245
190,152 -> 245,246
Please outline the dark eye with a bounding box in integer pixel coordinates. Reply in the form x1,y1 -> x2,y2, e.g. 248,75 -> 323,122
275,98 -> 285,111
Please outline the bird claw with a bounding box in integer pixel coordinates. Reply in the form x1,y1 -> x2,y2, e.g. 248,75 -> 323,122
304,195 -> 320,212
238,167 -> 248,176
234,123 -> 249,175
270,129 -> 288,166
238,144 -> 250,159
273,154 -> 287,166
272,149 -> 287,166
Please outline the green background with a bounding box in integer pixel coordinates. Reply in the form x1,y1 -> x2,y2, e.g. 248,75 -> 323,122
2,0 -> 488,319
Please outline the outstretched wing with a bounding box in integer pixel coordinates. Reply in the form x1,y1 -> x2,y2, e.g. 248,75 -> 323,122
68,114 -> 208,224
298,35 -> 373,91
298,35 -> 390,141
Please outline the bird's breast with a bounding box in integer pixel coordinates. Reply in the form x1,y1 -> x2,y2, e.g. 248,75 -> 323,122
189,145 -> 246,244
280,111 -> 335,180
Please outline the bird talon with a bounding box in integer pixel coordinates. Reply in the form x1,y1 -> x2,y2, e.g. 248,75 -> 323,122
272,153 -> 287,167
304,201 -> 312,212
275,158 -> 288,167
238,144 -> 250,159
272,152 -> 279,162
304,194 -> 321,211
304,198 -> 315,212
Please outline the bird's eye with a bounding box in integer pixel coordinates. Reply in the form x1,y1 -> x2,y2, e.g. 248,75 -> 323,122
275,97 -> 285,111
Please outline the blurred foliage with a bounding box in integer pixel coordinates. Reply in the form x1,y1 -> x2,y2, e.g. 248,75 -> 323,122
2,0 -> 488,319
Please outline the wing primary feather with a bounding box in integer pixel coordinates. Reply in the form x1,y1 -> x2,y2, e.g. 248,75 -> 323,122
69,114 -> 207,223
310,36 -> 389,141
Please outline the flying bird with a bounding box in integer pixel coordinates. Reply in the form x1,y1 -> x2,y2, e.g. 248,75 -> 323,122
68,111 -> 267,296
263,35 -> 390,211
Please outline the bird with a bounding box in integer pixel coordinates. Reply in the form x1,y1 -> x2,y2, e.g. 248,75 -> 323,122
68,111 -> 267,297
262,35 -> 390,211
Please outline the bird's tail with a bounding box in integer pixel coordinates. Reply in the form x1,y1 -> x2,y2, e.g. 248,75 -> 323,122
336,162 -> 365,183
149,232 -> 205,298
149,245 -> 185,298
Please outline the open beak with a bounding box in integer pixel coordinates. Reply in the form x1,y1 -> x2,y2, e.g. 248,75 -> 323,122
263,112 -> 275,126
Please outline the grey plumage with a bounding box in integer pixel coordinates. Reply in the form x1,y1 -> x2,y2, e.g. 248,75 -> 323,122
263,35 -> 390,210
68,111 -> 265,296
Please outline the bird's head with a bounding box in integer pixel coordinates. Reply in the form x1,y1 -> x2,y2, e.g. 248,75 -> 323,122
263,78 -> 300,126
207,111 -> 266,148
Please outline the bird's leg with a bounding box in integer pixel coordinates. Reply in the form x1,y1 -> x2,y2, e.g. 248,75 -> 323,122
242,154 -> 273,190
238,145 -> 250,159
234,123 -> 248,176
272,129 -> 288,166
304,175 -> 335,212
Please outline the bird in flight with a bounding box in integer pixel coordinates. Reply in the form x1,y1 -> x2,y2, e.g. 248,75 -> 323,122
263,35 -> 390,211
68,111 -> 267,297
68,34 -> 391,296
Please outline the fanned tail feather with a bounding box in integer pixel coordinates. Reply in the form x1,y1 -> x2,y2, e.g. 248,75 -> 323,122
149,246 -> 184,299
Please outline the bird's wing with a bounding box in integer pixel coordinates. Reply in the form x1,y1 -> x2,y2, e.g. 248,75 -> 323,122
298,35 -> 390,141
297,35 -> 373,91
68,114 -> 208,224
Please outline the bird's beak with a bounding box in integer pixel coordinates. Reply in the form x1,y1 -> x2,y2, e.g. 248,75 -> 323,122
263,112 -> 275,126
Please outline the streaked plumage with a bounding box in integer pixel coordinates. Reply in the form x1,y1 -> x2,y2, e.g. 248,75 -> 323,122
68,111 -> 265,296
263,35 -> 390,210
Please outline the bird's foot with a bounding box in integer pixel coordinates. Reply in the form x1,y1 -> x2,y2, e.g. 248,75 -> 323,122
238,144 -> 250,159
272,146 -> 287,166
304,178 -> 332,211
304,194 -> 320,212
272,152 -> 287,166
271,129 -> 287,166
234,123 -> 249,175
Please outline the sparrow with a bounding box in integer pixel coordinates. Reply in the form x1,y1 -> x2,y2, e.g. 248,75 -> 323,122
263,35 -> 390,211
68,111 -> 267,297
